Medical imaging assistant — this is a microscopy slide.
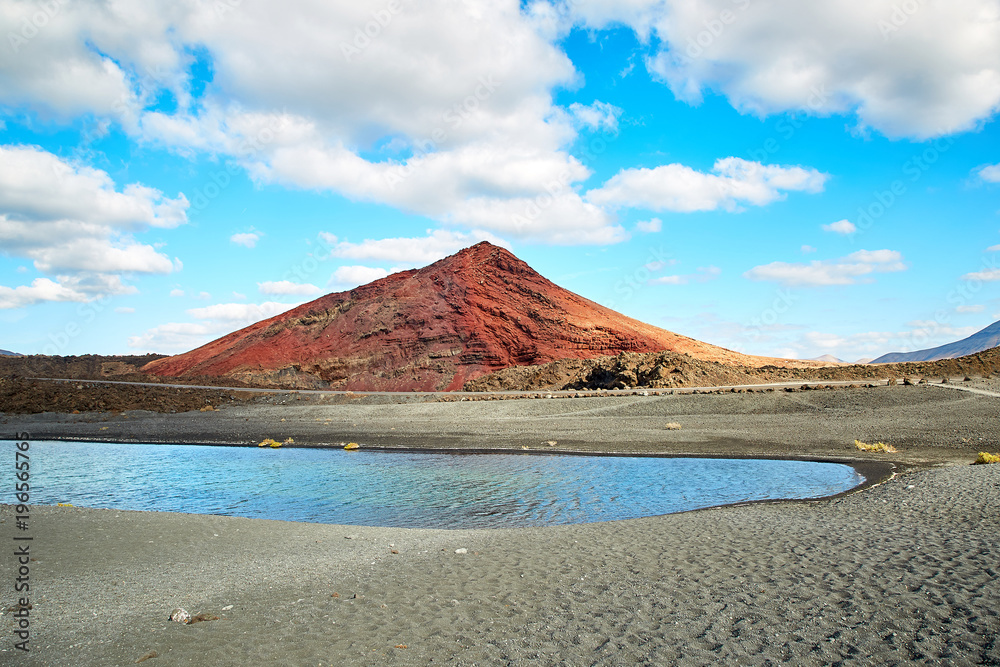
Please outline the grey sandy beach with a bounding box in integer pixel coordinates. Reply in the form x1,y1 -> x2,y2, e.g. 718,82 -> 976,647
2,381 -> 999,665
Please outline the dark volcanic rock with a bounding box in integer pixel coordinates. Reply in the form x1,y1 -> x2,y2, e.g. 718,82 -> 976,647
143,243 -> 805,391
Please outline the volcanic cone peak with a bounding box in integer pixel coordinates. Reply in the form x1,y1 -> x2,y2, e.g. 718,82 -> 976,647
143,242 -> 812,391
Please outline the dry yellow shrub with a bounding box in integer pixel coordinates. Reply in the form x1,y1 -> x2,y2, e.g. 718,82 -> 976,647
854,439 -> 898,453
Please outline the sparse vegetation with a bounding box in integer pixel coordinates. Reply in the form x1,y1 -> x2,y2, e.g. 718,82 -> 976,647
854,439 -> 898,453
258,437 -> 293,448
974,452 -> 1000,465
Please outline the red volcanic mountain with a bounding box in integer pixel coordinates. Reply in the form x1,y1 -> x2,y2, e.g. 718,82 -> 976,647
143,242 -> 806,391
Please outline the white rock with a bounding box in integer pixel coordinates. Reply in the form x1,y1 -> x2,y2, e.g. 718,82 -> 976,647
455,548 -> 468,554
168,608 -> 191,623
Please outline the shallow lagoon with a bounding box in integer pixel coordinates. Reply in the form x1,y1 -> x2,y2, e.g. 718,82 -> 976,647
5,440 -> 863,529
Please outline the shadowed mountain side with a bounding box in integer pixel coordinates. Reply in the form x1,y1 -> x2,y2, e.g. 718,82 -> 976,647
142,243 -> 826,391
872,320 -> 1000,363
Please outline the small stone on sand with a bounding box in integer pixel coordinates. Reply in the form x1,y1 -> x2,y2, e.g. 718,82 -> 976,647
168,608 -> 190,623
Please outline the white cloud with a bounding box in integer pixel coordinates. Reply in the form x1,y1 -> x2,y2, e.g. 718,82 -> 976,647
635,218 -> 662,233
320,230 -> 509,265
761,319 -> 978,361
0,0 -> 631,245
587,158 -> 827,212
128,299 -> 300,352
0,144 -> 186,305
962,269 -> 1000,281
956,304 -> 985,313
187,301 -> 294,325
4,1 -> 886,246
568,0 -> 1000,139
822,219 -> 856,235
987,244 -> 1000,252
169,289 -> 185,297
801,245 -> 817,254
649,265 -> 721,285
257,280 -> 321,296
568,100 -> 623,132
230,232 -> 261,248
744,249 -> 906,286
329,266 -> 391,288
128,322 -> 214,354
115,306 -> 135,314
978,164 -> 1000,183
0,278 -> 88,309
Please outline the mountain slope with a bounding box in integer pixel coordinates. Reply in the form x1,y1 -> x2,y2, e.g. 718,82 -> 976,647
143,242 -> 822,391
872,319 -> 1000,364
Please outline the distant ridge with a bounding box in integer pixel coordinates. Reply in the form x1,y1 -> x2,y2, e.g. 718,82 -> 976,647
0,349 -> 21,357
144,242 -> 825,391
810,354 -> 844,364
872,319 -> 1000,364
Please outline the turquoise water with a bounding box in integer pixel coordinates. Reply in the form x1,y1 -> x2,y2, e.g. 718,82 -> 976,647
3,441 -> 863,529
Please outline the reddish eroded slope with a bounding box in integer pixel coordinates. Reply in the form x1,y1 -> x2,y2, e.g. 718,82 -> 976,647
143,242 -> 821,391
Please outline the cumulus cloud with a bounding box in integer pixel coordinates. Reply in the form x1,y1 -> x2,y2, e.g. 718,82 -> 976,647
319,229 -> 508,265
587,158 -> 827,212
0,0 -> 638,244
962,269 -> 1000,281
801,245 -> 817,254
744,249 -> 907,286
0,278 -> 88,309
329,266 -> 391,288
0,144 -> 186,305
823,219 -> 856,235
564,0 -> 1000,139
187,301 -> 294,324
128,298 -> 300,352
956,304 -> 985,313
988,244 -> 1000,252
4,1 -> 876,245
568,100 -> 623,132
230,232 -> 261,248
977,164 -> 1000,183
257,280 -> 321,296
128,322 -> 214,354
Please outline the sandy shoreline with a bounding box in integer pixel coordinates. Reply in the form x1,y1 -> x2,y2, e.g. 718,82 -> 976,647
7,381 -> 1000,465
2,383 -> 999,665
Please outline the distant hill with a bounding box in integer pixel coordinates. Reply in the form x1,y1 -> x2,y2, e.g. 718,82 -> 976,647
872,319 -> 1000,364
0,349 -> 21,357
810,354 -> 844,364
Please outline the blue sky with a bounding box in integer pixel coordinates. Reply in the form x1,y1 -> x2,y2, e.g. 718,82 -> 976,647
1,0 -> 999,362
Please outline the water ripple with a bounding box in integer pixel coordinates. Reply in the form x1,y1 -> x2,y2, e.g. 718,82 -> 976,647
3,441 -> 863,529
